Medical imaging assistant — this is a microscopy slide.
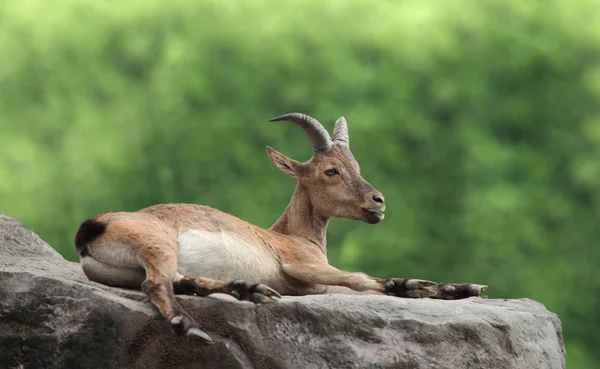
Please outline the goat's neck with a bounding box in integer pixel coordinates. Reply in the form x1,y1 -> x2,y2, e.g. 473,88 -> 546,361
270,183 -> 329,253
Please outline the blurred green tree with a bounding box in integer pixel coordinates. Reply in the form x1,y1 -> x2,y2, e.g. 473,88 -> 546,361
0,0 -> 598,367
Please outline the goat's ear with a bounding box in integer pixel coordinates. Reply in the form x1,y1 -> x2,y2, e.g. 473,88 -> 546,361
266,146 -> 304,179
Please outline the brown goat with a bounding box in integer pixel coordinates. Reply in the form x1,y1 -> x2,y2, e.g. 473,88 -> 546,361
74,113 -> 487,343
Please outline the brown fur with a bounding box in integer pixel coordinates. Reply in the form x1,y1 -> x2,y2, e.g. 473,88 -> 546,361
75,113 -> 486,341
174,276 -> 227,296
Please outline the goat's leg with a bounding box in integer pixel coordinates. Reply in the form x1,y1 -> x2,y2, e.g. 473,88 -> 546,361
140,259 -> 213,344
174,276 -> 281,303
283,262 -> 487,299
384,280 -> 487,299
83,213 -> 214,342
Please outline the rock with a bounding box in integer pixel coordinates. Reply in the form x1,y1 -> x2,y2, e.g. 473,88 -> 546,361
0,212 -> 566,369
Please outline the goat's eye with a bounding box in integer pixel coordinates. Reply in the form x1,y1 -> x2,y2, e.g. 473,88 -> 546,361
324,168 -> 338,176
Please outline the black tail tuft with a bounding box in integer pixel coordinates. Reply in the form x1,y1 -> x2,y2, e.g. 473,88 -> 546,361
74,219 -> 107,258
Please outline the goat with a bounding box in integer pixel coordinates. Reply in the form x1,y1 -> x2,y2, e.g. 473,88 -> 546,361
74,113 -> 487,344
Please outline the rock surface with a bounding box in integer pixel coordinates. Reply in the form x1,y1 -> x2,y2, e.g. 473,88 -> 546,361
0,213 -> 566,369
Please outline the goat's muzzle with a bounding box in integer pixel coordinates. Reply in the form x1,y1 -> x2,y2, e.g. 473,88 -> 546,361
362,192 -> 386,224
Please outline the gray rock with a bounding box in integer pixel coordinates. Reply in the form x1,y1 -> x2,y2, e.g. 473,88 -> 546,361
0,212 -> 566,369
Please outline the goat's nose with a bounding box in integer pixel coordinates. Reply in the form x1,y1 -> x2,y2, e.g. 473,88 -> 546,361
373,194 -> 385,204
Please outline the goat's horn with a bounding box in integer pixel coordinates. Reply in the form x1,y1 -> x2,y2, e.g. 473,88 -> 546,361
269,113 -> 332,152
332,116 -> 349,147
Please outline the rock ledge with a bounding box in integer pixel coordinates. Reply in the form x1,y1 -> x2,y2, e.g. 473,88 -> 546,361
0,213 -> 566,369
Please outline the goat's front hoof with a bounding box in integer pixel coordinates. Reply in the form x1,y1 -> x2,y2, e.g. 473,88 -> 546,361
170,315 -> 213,344
385,278 -> 438,298
228,280 -> 282,303
437,283 -> 488,299
384,279 -> 488,300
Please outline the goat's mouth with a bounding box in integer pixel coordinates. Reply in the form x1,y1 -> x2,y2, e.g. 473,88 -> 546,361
362,207 -> 385,224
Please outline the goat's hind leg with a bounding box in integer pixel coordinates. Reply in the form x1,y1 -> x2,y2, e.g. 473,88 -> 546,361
140,261 -> 213,344
174,276 -> 281,304
81,213 -> 213,343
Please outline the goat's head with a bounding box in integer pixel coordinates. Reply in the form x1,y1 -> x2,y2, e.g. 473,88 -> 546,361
266,113 -> 385,224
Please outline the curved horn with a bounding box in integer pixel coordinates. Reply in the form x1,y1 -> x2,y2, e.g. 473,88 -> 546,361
332,116 -> 349,147
269,113 -> 332,152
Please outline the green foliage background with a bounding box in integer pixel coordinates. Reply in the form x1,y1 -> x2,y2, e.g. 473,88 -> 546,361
1,0 -> 599,366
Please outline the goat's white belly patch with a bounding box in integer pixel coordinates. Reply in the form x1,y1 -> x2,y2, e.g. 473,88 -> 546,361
177,230 -> 277,284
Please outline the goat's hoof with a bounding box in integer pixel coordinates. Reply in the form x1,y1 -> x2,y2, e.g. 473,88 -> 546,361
437,283 -> 488,299
384,279 -> 488,300
170,315 -> 213,344
385,278 -> 438,298
253,283 -> 282,303
229,280 -> 282,303
186,327 -> 213,344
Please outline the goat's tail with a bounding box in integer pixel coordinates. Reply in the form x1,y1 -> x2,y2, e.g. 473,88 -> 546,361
74,213 -> 109,258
